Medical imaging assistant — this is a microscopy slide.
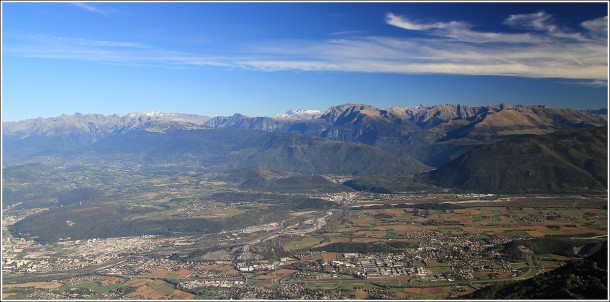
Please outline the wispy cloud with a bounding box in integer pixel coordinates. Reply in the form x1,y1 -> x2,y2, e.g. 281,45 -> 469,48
503,11 -> 587,41
386,12 -> 465,31
330,30 -> 366,36
4,11 -> 608,84
70,2 -> 109,16
3,33 -> 232,68
562,79 -> 608,87
582,16 -> 608,40
235,35 -> 607,80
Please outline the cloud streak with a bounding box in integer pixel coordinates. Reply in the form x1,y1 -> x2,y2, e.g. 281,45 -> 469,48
70,2 -> 109,16
386,12 -> 465,31
4,11 -> 608,84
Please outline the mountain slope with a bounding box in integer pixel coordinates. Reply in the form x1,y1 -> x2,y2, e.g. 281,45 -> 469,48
225,167 -> 350,193
205,113 -> 289,131
230,132 -> 430,176
463,242 -> 607,299
427,126 -> 608,193
27,129 -> 428,176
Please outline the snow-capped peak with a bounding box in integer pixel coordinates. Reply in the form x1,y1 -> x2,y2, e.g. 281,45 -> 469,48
275,109 -> 323,120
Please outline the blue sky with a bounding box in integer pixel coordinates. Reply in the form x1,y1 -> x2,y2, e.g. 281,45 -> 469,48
2,1 -> 608,121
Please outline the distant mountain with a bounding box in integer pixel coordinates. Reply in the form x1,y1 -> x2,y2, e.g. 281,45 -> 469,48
427,126 -> 608,193
3,112 -> 209,137
26,128 -> 428,176
2,112 -> 209,162
201,103 -> 606,166
275,109 -> 323,120
128,111 -> 210,125
3,103 -> 606,178
205,113 -> 289,131
463,242 -> 607,299
581,108 -> 608,120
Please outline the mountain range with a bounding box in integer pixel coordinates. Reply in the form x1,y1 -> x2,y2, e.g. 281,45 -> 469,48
2,103 -> 607,193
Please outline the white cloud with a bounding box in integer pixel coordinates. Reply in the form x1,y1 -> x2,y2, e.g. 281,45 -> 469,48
4,12 -> 608,84
504,11 -> 588,41
386,12 -> 465,31
330,30 -> 366,36
379,12 -> 607,81
582,16 -> 608,40
233,36 -> 607,80
504,11 -> 552,31
70,2 -> 109,16
29,34 -> 148,48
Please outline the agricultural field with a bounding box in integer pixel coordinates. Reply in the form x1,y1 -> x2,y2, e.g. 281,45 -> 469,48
314,204 -> 608,246
275,198 -> 607,298
3,162 -> 607,300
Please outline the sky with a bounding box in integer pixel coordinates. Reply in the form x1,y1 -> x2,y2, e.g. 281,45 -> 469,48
2,1 -> 608,122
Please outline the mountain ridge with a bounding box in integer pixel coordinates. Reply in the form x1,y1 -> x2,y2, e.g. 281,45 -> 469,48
4,103 -> 606,172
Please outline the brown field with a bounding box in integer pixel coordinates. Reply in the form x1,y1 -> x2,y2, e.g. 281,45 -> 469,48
126,279 -> 166,299
176,268 -> 191,278
354,289 -> 370,299
171,289 -> 195,299
274,268 -> 298,277
526,230 -> 544,237
3,293 -> 18,299
100,276 -> 123,285
151,268 -> 192,278
142,192 -> 159,199
402,287 -> 446,296
321,252 -> 337,262
126,278 -> 193,299
151,270 -> 170,278
3,282 -> 63,289
453,209 -> 479,215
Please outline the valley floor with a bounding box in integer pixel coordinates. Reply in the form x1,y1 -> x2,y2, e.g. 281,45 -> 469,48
2,192 -> 607,300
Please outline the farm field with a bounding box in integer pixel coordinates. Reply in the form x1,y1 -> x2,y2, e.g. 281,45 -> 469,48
277,198 -> 607,299
3,175 -> 607,300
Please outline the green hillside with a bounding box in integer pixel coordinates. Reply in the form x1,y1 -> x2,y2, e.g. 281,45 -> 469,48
428,127 -> 607,193
464,242 -> 607,299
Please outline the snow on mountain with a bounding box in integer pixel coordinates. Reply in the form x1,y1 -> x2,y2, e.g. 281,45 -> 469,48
125,111 -> 210,125
275,109 -> 323,120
